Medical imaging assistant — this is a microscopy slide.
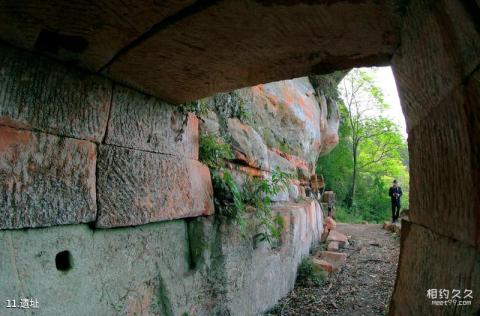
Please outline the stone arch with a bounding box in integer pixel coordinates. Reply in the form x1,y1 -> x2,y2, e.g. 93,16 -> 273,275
0,1 -> 478,314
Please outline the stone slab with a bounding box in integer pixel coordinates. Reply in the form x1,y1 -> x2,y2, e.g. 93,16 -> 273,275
0,126 -> 96,229
313,258 -> 333,274
390,221 -> 480,315
327,241 -> 339,251
96,145 -> 214,228
0,43 -> 112,142
318,251 -> 347,272
0,221 -> 207,316
0,1 -> 196,71
407,82 -> 478,246
327,230 -> 348,246
391,0 -> 480,131
105,85 -> 199,159
103,0 -> 399,103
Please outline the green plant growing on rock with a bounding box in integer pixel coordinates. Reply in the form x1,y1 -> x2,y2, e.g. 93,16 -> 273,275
176,98 -> 211,141
182,98 -> 210,118
212,170 -> 247,235
213,167 -> 291,246
243,168 -> 290,245
278,141 -> 291,154
199,129 -> 291,246
296,257 -> 327,286
199,134 -> 234,169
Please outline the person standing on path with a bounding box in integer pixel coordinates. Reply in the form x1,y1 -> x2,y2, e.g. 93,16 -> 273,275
388,179 -> 403,223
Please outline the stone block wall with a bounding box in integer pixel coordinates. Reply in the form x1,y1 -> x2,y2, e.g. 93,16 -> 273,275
0,43 -> 214,230
0,43 -> 325,315
390,1 -> 480,314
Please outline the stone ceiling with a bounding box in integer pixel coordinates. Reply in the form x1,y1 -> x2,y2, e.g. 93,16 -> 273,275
0,0 -> 401,103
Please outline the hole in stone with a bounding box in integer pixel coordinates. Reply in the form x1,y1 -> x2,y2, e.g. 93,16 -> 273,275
55,250 -> 73,271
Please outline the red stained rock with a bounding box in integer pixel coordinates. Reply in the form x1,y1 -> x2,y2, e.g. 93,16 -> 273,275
325,216 -> 336,231
0,126 -> 97,229
0,44 -> 112,142
318,251 -> 347,272
327,241 -> 339,252
96,145 -> 214,228
327,230 -> 348,247
312,258 -> 333,274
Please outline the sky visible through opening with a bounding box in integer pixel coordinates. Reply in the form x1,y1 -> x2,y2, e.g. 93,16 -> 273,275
367,66 -> 407,139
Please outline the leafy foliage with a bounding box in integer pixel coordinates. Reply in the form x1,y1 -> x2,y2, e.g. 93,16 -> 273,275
243,168 -> 290,245
200,132 -> 291,246
213,168 -> 291,246
199,134 -> 234,169
296,257 -> 327,286
317,68 -> 409,223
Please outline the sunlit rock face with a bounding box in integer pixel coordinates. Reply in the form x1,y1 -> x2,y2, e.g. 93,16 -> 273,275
202,76 -> 340,178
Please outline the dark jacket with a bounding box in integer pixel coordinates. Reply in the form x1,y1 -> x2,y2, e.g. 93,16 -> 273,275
389,186 -> 403,201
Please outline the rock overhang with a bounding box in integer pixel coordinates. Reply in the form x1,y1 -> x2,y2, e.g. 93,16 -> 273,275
0,0 -> 402,103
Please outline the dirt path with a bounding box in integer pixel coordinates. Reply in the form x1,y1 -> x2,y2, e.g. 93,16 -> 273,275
267,223 -> 400,316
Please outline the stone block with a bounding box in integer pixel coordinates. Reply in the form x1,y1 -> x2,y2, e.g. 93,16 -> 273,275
407,82 -> 478,246
0,126 -> 96,229
0,43 -> 112,142
327,241 -> 339,252
391,0 -> 480,131
0,221 -> 208,316
96,145 -> 214,228
390,221 -> 480,315
318,251 -> 347,272
325,216 -> 337,231
327,230 -> 348,247
105,85 -> 199,159
312,258 -> 333,274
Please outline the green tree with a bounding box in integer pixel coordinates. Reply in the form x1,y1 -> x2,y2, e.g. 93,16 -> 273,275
339,69 -> 401,209
317,68 -> 409,223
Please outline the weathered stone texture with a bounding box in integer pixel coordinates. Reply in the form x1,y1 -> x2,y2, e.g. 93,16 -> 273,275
215,199 -> 324,316
0,126 -> 96,229
407,73 -> 479,246
390,221 -> 480,315
239,78 -> 324,168
0,221 -> 209,316
96,145 -> 213,228
105,85 -> 199,159
0,0 -> 197,71
102,0 -> 400,103
0,199 -> 323,316
0,44 -> 112,142
391,0 -> 480,131
227,118 -> 269,171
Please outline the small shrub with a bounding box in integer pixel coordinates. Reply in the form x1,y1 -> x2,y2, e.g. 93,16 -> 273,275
199,134 -> 234,169
243,168 -> 290,245
214,167 -> 291,246
182,98 -> 210,118
296,257 -> 327,286
212,170 -> 247,235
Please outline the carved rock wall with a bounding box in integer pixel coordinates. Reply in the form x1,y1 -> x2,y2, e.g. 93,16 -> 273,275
389,1 -> 480,314
0,44 -> 213,230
